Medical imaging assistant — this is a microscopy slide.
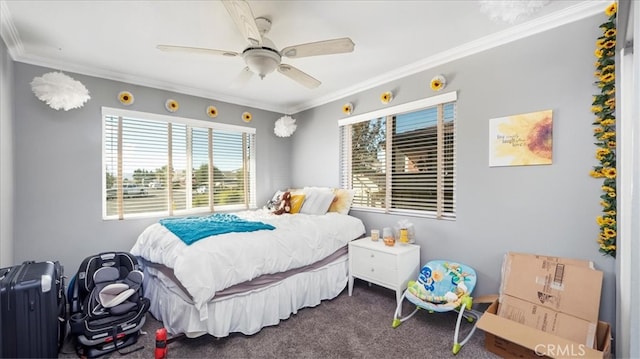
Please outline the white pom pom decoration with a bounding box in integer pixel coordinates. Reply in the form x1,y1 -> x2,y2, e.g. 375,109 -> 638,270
30,72 -> 90,111
274,115 -> 297,137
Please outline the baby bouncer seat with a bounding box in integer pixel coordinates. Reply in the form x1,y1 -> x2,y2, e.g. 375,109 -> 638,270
392,260 -> 482,354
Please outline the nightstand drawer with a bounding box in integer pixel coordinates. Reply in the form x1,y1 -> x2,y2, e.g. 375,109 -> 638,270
351,260 -> 398,286
351,247 -> 396,269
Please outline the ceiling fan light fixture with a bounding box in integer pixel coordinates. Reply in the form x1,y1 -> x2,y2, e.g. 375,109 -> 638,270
243,48 -> 281,79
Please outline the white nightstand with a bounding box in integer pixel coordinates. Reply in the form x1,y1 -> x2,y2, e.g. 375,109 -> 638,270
348,237 -> 420,305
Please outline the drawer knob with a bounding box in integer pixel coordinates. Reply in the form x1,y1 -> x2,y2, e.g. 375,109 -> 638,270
370,254 -> 374,258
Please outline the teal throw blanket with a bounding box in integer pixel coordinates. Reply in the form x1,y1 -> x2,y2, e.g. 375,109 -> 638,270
160,213 -> 275,245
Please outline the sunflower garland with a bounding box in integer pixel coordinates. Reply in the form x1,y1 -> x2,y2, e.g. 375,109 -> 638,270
590,2 -> 617,257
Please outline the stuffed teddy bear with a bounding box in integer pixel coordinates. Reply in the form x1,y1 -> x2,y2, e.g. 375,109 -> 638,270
273,191 -> 292,215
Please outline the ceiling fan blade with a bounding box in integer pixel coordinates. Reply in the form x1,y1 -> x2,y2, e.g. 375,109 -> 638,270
280,37 -> 355,58
222,0 -> 262,46
230,67 -> 254,89
278,64 -> 321,89
156,44 -> 238,57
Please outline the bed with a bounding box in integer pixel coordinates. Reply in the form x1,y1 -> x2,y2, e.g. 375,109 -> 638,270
130,188 -> 364,338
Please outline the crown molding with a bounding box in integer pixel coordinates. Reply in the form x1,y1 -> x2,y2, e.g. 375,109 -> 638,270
11,54 -> 287,113
0,0 -> 24,58
287,0 -> 607,114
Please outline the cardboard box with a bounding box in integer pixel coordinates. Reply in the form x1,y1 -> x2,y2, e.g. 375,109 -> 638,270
498,295 -> 597,348
501,253 -> 603,323
478,299 -> 611,359
508,252 -> 594,269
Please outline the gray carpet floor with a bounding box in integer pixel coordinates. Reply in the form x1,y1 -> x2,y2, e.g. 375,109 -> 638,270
61,280 -> 500,358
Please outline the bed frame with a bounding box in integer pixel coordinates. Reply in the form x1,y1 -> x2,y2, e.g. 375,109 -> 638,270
140,247 -> 349,337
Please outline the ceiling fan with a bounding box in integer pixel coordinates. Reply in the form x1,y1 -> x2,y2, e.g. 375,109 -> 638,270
157,0 -> 355,89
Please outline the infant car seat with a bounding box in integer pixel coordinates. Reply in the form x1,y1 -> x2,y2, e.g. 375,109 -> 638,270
68,252 -> 149,358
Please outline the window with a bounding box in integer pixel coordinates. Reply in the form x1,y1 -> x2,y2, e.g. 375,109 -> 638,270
102,107 -> 256,220
339,92 -> 456,219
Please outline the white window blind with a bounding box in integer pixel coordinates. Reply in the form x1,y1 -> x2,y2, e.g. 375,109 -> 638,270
102,107 -> 256,220
339,92 -> 456,219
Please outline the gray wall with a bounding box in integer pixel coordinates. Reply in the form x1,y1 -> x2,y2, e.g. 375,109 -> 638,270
0,36 -> 14,267
291,15 -> 617,328
11,62 -> 293,276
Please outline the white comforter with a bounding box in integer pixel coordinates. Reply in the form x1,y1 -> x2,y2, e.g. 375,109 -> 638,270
130,209 -> 364,320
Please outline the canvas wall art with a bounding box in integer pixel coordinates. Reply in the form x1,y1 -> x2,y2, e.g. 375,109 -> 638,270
489,109 -> 553,167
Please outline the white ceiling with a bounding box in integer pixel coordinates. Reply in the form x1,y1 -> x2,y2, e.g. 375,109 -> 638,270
1,0 -> 606,114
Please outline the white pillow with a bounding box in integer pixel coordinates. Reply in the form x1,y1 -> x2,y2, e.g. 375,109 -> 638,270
299,188 -> 335,215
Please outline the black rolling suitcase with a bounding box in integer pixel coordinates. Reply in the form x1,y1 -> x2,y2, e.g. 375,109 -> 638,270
0,261 -> 65,358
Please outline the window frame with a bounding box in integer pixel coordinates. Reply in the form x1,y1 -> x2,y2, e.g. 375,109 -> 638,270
101,107 -> 257,220
338,91 -> 457,219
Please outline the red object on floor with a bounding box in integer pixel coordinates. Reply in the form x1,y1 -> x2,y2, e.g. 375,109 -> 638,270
155,328 -> 168,359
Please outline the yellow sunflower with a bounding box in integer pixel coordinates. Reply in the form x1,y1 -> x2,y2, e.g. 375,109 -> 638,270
601,185 -> 613,192
600,73 -> 615,83
599,132 -> 616,140
607,141 -> 616,148
342,103 -> 353,115
596,39 -> 606,48
600,119 -> 615,126
605,2 -> 617,16
596,148 -> 610,160
603,40 -> 616,49
430,75 -> 446,91
380,91 -> 393,104
165,99 -> 179,113
605,29 -> 617,37
206,105 -> 218,118
118,91 -> 134,105
591,105 -> 603,113
594,48 -> 604,58
242,112 -> 252,122
602,167 -> 617,179
604,98 -> 615,108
